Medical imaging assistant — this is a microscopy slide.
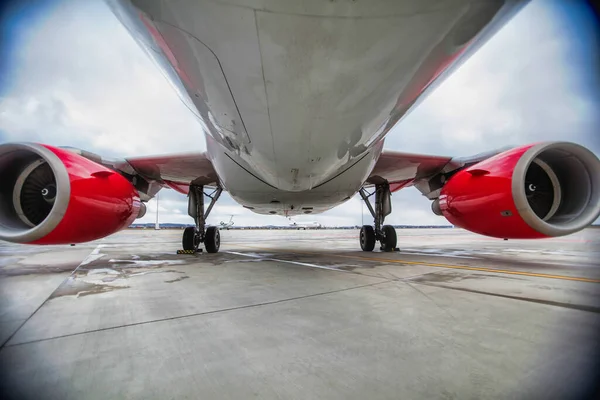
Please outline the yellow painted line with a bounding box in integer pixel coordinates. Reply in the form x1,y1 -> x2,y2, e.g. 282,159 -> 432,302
233,244 -> 600,284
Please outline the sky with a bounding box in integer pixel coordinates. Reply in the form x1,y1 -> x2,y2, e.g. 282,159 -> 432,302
1,0 -> 599,227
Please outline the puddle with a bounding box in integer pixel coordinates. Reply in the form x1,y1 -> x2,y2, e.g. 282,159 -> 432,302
411,271 -> 523,284
165,276 -> 190,283
335,264 -> 366,271
128,269 -> 182,277
107,259 -> 186,267
0,257 -> 21,267
50,277 -> 129,299
87,268 -> 120,275
0,263 -> 77,277
79,245 -> 109,266
410,272 -> 488,284
224,259 -> 266,263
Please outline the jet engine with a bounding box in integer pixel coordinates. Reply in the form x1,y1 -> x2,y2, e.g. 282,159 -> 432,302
435,142 -> 600,239
0,143 -> 143,244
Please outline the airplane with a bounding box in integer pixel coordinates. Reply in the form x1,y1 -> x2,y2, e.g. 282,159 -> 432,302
289,219 -> 322,230
219,215 -> 235,230
1,0 -> 599,254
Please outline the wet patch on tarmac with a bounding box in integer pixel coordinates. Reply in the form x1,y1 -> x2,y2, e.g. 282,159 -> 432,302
410,271 -> 523,284
155,252 -> 246,266
411,281 -> 600,314
42,251 -> 211,299
49,277 -> 129,299
228,251 -> 378,271
0,263 -> 77,277
165,276 -> 190,283
334,264 -> 365,271
224,258 -> 266,264
78,253 -> 187,270
1,229 -> 600,399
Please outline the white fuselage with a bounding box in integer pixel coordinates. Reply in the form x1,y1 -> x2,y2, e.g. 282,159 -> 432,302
220,216 -> 234,229
109,0 -> 524,216
290,221 -> 322,229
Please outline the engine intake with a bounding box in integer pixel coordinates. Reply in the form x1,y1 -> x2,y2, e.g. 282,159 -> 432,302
0,143 -> 142,244
438,142 -> 600,239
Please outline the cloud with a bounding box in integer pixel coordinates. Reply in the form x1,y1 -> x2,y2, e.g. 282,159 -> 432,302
1,0 -> 599,229
0,0 -> 201,157
389,0 -> 600,157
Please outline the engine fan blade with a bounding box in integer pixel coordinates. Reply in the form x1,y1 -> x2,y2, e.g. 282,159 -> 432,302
524,161 -> 555,219
19,162 -> 56,225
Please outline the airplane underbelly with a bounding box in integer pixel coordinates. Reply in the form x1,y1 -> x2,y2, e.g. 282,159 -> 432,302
113,0 -> 519,193
205,134 -> 381,216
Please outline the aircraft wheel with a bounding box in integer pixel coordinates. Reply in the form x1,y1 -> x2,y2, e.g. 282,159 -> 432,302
205,226 -> 220,253
182,226 -> 198,251
381,225 -> 397,251
360,225 -> 376,252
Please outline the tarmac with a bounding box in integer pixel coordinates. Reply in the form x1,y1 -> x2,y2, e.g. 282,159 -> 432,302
0,228 -> 599,399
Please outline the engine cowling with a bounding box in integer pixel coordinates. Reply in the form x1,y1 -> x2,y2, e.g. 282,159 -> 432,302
437,142 -> 600,239
0,143 -> 142,244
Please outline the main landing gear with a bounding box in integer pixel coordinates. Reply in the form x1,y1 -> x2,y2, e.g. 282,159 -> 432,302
182,185 -> 222,253
358,183 -> 398,252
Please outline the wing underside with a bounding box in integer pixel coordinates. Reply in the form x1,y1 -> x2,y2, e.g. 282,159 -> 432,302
366,151 -> 452,192
125,152 -> 218,195
61,147 -> 218,199
366,147 -> 510,197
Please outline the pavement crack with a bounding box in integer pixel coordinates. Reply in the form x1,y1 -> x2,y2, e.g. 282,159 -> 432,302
0,244 -> 104,350
400,280 -> 458,321
3,279 -> 392,348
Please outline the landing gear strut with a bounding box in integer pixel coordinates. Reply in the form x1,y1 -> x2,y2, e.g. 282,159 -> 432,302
182,185 -> 222,253
359,183 -> 397,252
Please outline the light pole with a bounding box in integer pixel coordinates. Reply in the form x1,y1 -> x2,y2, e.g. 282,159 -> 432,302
155,192 -> 160,230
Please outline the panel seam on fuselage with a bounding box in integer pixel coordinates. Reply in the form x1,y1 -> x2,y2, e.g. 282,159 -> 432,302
312,152 -> 371,190
253,10 -> 279,187
224,153 -> 278,189
210,1 -> 465,20
157,19 -> 252,144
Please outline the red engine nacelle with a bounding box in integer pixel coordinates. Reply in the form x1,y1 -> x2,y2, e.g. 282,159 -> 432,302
436,142 -> 600,239
0,143 -> 144,244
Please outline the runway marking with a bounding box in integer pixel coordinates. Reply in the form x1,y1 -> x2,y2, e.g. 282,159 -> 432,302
233,245 -> 600,284
78,244 -> 107,267
226,251 -> 349,273
397,251 -> 477,260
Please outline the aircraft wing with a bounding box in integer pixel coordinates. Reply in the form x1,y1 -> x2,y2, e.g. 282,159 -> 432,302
126,152 -> 218,193
366,147 -> 510,196
366,151 -> 452,192
62,147 -> 218,199
70,145 -> 502,201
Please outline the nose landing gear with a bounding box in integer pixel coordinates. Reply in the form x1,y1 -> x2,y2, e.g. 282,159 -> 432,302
182,185 -> 222,253
359,183 -> 398,252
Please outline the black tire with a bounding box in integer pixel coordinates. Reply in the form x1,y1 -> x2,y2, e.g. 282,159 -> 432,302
381,225 -> 397,251
182,226 -> 197,251
205,226 -> 220,253
360,225 -> 376,252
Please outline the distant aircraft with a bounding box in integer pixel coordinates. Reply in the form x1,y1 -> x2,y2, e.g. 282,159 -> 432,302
289,218 -> 322,230
1,0 -> 599,254
219,215 -> 234,230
